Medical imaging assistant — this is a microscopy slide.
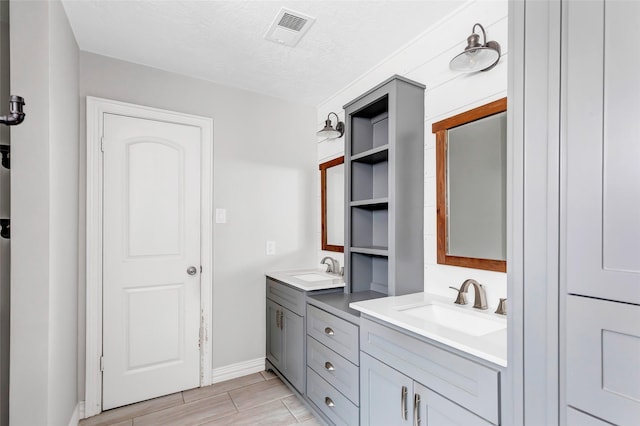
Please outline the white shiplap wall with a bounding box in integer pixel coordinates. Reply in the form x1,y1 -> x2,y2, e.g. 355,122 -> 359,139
317,0 -> 508,308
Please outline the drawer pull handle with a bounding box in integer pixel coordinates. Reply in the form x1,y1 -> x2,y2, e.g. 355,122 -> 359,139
324,361 -> 335,371
324,327 -> 334,335
325,396 -> 335,407
414,393 -> 421,426
401,385 -> 408,421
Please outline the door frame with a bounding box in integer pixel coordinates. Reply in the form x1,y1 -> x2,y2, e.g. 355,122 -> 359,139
84,97 -> 214,417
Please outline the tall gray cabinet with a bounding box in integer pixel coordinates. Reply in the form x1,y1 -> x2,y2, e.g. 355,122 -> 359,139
344,75 -> 425,297
562,1 -> 640,424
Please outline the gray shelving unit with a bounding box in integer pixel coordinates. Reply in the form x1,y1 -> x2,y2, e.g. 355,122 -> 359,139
344,75 -> 425,296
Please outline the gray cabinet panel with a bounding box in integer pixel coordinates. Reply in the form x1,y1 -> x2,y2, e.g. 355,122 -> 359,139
266,279 -> 304,394
266,299 -> 283,371
282,307 -> 304,394
414,382 -> 491,426
564,0 -> 640,305
307,368 -> 359,426
307,336 -> 359,405
361,318 -> 499,424
307,305 -> 359,365
267,277 -> 305,315
566,408 -> 613,426
566,295 -> 640,425
360,352 -> 412,426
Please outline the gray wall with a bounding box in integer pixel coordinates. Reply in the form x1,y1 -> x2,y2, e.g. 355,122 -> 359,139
78,52 -> 318,397
9,0 -> 80,424
0,1 -> 9,424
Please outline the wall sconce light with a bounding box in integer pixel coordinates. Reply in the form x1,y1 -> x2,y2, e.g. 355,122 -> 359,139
316,112 -> 344,139
0,219 -> 9,239
449,23 -> 501,73
0,145 -> 9,169
0,95 -> 26,126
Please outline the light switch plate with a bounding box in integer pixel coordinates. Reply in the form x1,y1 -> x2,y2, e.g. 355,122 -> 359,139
215,208 -> 226,224
266,241 -> 276,255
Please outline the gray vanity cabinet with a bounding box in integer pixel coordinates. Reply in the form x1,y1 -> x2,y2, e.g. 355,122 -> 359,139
266,279 -> 305,394
360,317 -> 502,425
361,353 -> 492,426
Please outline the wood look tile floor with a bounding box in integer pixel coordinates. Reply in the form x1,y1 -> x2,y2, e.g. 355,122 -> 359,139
80,371 -> 323,426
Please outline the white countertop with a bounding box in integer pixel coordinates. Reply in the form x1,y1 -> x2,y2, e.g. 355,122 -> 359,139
266,269 -> 345,292
350,292 -> 507,367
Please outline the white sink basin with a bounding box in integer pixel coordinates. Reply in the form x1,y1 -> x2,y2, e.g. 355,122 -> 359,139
396,303 -> 506,336
292,273 -> 334,282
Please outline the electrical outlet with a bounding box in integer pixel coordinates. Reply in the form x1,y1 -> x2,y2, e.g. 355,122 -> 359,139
266,241 -> 276,255
215,208 -> 226,224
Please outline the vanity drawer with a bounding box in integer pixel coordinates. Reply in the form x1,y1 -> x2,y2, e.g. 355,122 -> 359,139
307,305 -> 359,364
307,367 -> 359,426
307,336 -> 359,405
360,317 -> 500,425
266,278 -> 305,316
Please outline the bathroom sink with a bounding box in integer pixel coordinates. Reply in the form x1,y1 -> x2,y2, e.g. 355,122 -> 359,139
395,303 -> 506,336
291,273 -> 335,282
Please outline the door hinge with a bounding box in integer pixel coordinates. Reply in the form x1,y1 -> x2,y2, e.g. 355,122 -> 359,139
100,356 -> 104,372
198,326 -> 203,348
100,137 -> 104,152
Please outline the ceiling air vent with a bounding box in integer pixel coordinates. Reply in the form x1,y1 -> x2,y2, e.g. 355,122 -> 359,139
264,8 -> 316,47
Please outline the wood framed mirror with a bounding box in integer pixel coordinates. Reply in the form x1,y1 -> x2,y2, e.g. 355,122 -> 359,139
320,156 -> 344,252
432,98 -> 507,272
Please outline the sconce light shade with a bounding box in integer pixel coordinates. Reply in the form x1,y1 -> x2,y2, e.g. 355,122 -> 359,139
317,112 -> 344,139
450,23 -> 501,73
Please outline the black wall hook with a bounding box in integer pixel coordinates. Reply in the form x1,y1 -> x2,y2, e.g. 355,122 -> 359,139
0,219 -> 9,239
0,95 -> 25,126
0,145 -> 9,169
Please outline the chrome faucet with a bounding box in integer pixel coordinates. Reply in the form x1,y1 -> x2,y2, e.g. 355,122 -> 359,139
449,279 -> 488,310
321,256 -> 341,275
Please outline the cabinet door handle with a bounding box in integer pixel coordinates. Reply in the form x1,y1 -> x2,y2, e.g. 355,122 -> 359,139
324,327 -> 334,335
414,393 -> 421,426
279,310 -> 284,330
324,361 -> 335,371
325,396 -> 335,407
275,309 -> 280,329
401,385 -> 408,421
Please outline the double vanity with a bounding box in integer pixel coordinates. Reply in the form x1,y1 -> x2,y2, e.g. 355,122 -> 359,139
265,75 -> 507,425
265,269 -> 507,426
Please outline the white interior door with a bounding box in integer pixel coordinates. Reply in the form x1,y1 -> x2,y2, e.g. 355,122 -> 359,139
102,113 -> 202,410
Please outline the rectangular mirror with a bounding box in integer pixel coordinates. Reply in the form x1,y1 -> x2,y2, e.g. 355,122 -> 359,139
432,98 -> 507,272
320,156 -> 344,252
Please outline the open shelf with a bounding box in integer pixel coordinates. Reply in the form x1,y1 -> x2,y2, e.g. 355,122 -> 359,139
351,97 -> 389,157
351,161 -> 388,201
351,206 -> 388,250
350,252 -> 389,294
350,246 -> 389,256
350,197 -> 389,210
344,76 -> 425,297
351,145 -> 389,164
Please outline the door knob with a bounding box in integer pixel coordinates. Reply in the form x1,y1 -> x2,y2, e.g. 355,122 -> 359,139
187,266 -> 198,276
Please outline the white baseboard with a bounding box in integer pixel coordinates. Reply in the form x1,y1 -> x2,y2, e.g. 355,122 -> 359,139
68,401 -> 84,426
210,357 -> 265,384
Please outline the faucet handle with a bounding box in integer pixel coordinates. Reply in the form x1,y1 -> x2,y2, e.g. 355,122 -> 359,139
495,298 -> 507,315
449,286 -> 467,305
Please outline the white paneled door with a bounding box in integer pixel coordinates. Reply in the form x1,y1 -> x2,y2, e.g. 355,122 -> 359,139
102,113 -> 202,410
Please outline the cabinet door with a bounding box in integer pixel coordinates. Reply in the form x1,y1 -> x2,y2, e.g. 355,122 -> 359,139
266,299 -> 283,371
361,352 -> 412,426
564,0 -> 640,304
282,307 -> 304,393
414,382 -> 491,426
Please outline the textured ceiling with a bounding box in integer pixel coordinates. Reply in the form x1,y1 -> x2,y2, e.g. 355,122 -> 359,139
62,0 -> 465,106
